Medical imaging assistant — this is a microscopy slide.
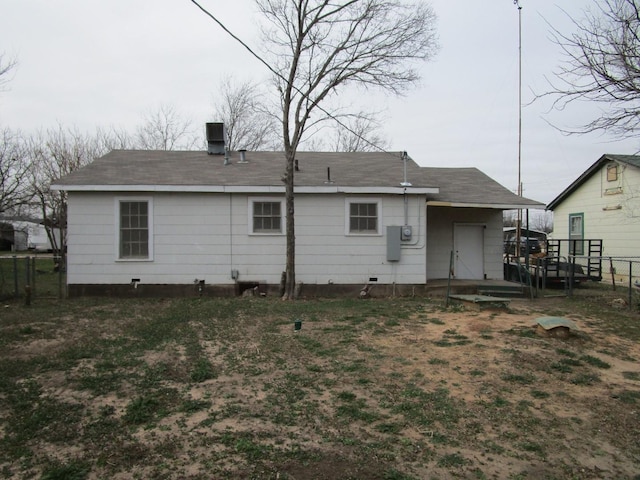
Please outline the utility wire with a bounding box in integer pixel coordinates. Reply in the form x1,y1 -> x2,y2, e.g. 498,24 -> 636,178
189,0 -> 402,160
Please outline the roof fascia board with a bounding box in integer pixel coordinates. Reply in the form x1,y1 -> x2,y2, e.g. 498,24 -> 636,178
547,154 -> 611,210
297,186 -> 438,194
52,184 -> 439,195
427,201 -> 545,210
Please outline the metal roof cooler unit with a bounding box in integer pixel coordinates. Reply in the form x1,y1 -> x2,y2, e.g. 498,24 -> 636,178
206,122 -> 226,155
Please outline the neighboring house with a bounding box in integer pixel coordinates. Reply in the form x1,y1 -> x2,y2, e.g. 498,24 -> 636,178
0,218 -> 56,252
27,222 -> 60,252
547,154 -> 640,258
51,130 -> 543,296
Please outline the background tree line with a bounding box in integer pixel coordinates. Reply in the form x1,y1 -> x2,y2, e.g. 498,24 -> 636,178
4,0 -> 638,296
0,75 -> 390,262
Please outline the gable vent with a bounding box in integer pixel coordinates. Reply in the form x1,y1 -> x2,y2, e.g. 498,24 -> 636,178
206,122 -> 226,155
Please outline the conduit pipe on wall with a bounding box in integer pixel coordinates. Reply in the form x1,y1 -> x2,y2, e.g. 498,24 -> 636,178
401,196 -> 426,250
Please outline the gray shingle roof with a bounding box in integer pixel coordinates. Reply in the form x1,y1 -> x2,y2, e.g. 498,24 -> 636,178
418,166 -> 541,207
53,149 -> 543,208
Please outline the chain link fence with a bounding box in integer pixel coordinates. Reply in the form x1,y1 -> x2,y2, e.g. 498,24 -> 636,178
507,252 -> 640,309
0,255 -> 65,302
570,255 -> 640,309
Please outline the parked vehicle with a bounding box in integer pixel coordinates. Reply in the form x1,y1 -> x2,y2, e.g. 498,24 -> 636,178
504,235 -> 542,256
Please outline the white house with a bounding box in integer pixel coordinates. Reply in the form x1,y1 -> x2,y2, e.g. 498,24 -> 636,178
52,136 -> 543,297
547,154 -> 640,258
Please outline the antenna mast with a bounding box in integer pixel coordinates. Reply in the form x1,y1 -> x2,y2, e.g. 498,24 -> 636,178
514,0 -> 524,261
515,0 -> 522,199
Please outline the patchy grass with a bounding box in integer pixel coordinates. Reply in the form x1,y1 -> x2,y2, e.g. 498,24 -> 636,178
0,290 -> 639,479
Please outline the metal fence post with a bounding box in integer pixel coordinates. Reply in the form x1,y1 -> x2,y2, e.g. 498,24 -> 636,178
13,255 -> 18,297
629,261 -> 633,310
568,256 -> 574,297
31,257 -> 36,296
25,256 -> 30,286
610,257 -> 616,291
58,256 -> 64,299
445,250 -> 454,307
24,257 -> 31,306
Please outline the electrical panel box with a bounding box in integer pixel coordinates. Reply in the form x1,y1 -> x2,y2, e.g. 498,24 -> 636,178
401,225 -> 413,241
387,226 -> 401,262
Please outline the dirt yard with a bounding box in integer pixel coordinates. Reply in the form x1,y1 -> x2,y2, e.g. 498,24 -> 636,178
1,290 -> 639,479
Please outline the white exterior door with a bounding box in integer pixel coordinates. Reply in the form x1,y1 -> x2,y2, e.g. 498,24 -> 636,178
454,224 -> 484,280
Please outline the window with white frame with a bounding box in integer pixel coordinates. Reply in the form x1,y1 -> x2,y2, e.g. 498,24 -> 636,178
117,199 -> 152,260
346,199 -> 381,234
250,199 -> 283,234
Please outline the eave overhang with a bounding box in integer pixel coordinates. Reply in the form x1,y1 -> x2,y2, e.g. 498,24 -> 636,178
427,200 -> 545,210
51,184 -> 440,195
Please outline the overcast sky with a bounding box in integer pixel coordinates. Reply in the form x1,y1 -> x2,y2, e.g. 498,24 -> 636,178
1,0 -> 638,205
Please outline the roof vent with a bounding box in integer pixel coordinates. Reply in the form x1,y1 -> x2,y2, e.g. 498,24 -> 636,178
400,151 -> 412,187
206,123 -> 226,155
238,149 -> 248,163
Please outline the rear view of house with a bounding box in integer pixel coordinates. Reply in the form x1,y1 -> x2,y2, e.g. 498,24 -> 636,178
52,125 -> 543,297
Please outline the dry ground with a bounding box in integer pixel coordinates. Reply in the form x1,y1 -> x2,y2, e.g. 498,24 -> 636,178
0,288 -> 639,479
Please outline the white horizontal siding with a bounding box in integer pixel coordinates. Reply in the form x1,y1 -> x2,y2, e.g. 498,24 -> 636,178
426,206 -> 503,280
552,164 -> 640,258
67,192 -> 427,286
293,195 -> 426,284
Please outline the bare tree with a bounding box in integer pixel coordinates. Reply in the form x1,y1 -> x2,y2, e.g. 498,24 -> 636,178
505,209 -> 553,234
0,128 -> 31,216
135,104 -> 199,150
257,0 -> 439,298
330,113 -> 389,152
544,0 -> 640,138
27,126 -> 105,266
212,76 -> 280,151
0,53 -> 18,92
530,211 -> 554,234
301,111 -> 389,152
503,210 -> 518,228
95,126 -> 135,152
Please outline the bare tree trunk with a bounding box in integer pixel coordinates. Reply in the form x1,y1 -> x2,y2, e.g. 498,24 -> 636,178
283,151 -> 295,300
250,0 -> 438,300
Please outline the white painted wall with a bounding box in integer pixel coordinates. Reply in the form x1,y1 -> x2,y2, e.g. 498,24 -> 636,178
66,192 -> 428,285
551,163 -> 640,258
426,207 -> 504,280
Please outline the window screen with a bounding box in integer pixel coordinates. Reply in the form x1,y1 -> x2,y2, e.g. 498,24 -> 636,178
120,201 -> 149,258
253,201 -> 282,233
349,203 -> 378,233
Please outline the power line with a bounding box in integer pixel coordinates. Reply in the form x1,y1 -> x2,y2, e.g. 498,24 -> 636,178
188,0 -> 402,159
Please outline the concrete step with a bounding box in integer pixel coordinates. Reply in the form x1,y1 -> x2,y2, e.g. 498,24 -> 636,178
477,287 -> 527,298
